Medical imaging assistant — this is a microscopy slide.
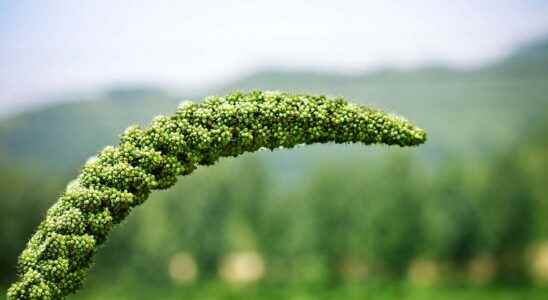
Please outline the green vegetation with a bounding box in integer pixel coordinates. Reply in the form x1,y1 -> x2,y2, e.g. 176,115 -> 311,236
1,38 -> 547,299
63,282 -> 548,300
5,283 -> 548,300
7,91 -> 425,299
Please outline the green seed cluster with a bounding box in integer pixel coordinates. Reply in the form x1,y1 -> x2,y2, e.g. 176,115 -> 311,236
8,91 -> 426,299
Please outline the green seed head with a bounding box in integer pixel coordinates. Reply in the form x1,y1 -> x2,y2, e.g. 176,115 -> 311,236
8,91 -> 426,299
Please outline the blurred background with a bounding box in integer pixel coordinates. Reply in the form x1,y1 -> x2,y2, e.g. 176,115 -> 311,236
1,1 -> 548,299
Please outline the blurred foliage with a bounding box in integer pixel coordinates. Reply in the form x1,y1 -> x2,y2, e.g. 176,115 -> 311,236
2,282 -> 548,300
1,115 -> 547,291
0,161 -> 66,284
1,37 -> 548,298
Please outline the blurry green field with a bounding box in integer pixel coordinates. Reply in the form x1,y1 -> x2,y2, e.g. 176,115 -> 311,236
3,283 -> 546,300
2,38 -> 548,299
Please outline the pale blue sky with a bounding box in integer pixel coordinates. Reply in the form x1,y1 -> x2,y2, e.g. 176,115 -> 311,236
1,0 -> 548,113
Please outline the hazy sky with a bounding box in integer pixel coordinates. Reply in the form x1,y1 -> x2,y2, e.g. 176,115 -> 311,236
1,0 -> 548,113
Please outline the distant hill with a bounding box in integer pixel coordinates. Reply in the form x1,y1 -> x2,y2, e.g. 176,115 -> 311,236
0,90 -> 186,170
1,37 -> 547,172
484,37 -> 548,77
